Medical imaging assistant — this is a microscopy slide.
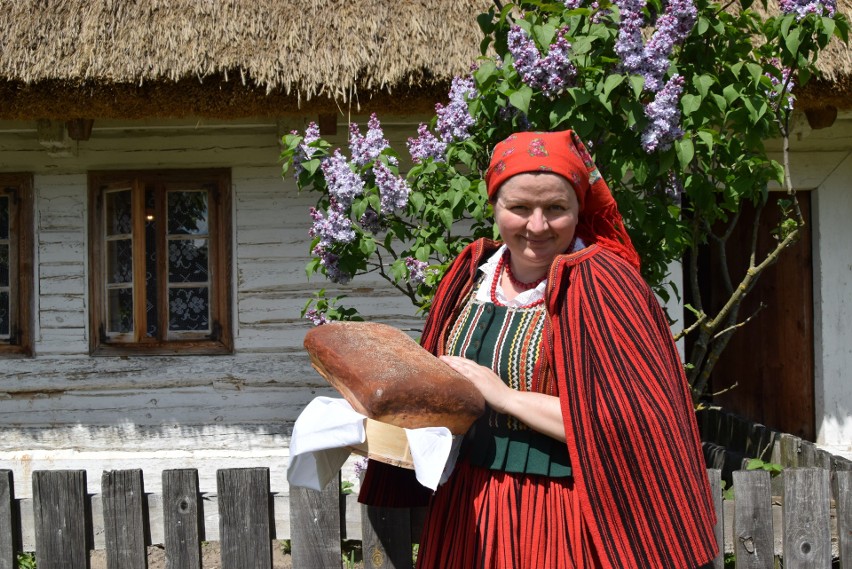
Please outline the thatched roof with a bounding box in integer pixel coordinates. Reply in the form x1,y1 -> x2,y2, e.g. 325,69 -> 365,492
0,0 -> 849,120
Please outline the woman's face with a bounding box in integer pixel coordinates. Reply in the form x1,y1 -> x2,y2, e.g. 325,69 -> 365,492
493,172 -> 580,278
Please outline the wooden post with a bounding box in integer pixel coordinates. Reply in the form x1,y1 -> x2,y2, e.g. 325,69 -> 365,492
290,474 -> 342,569
0,470 -> 15,569
32,470 -> 89,569
706,469 -> 724,569
162,469 -> 202,569
102,469 -> 147,569
732,469 -> 774,569
837,470 -> 852,569
217,468 -> 272,569
779,433 -> 801,468
361,506 -> 414,569
782,468 -> 831,568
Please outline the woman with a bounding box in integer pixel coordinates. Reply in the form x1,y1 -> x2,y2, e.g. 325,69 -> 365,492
361,130 -> 717,568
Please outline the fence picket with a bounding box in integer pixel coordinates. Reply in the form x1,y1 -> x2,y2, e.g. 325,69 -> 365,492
162,469 -> 202,569
783,468 -> 831,568
217,468 -> 272,569
361,506 -> 414,569
102,469 -> 147,569
706,469 -> 724,569
0,470 -> 14,569
289,475 -> 341,569
732,469 -> 774,569
836,470 -> 852,569
32,470 -> 89,569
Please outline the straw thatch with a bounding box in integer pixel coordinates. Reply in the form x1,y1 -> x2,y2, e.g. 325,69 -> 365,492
0,0 -> 849,119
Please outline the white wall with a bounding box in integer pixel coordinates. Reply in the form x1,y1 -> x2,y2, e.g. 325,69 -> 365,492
812,153 -> 852,458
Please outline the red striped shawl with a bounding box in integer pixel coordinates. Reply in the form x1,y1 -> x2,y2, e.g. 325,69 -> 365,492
417,239 -> 717,568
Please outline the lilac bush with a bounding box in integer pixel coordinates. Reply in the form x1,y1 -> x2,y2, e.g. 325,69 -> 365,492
281,0 -> 846,395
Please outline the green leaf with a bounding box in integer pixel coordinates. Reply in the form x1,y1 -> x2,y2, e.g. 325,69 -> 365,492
696,130 -> 714,153
697,16 -> 709,35
603,73 -> 625,97
722,84 -> 740,105
712,93 -> 727,111
359,237 -> 376,256
438,208 -> 454,230
746,63 -> 764,85
675,138 -> 694,169
693,74 -> 714,98
572,35 -> 595,55
509,85 -> 534,114
629,75 -> 645,97
681,93 -> 702,116
474,59 -> 498,87
785,27 -> 802,55
303,158 -> 322,176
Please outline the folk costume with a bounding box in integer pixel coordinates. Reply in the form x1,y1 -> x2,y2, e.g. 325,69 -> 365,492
360,131 -> 717,568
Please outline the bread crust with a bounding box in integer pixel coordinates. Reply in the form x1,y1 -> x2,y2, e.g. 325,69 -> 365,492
304,321 -> 485,434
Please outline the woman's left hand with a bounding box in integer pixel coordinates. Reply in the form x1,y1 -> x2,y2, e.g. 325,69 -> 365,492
439,355 -> 514,414
439,354 -> 567,442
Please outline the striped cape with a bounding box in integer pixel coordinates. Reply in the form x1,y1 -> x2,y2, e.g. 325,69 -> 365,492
418,238 -> 717,568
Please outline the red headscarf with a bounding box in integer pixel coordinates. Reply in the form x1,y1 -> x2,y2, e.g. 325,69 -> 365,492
485,130 -> 641,271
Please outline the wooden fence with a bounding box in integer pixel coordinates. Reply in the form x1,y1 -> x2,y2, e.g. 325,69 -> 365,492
1,464 -> 851,569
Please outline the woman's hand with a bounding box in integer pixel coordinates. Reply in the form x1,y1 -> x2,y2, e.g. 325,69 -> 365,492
439,355 -> 567,442
439,355 -> 514,413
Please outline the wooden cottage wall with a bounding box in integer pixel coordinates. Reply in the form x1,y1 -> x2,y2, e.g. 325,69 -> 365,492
0,117 -> 428,497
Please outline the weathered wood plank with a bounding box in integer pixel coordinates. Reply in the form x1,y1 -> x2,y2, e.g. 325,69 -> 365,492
732,469 -> 774,569
102,470 -> 147,569
217,468 -> 271,569
779,433 -> 802,468
362,506 -> 414,569
290,475 -> 341,569
162,469 -> 202,569
707,469 -> 724,569
0,470 -> 15,569
32,470 -> 89,569
835,470 -> 852,569
783,468 -> 831,568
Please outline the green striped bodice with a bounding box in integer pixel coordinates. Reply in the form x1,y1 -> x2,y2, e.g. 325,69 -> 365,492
446,294 -> 572,478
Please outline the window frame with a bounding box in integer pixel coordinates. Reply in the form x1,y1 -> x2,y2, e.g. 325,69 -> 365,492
88,169 -> 233,356
0,173 -> 34,357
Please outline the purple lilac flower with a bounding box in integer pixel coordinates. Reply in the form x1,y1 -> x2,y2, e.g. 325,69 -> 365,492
665,171 -> 684,204
312,245 -> 351,284
498,106 -> 532,131
359,208 -> 383,233
309,202 -> 356,247
779,0 -> 835,18
292,121 -> 321,177
590,1 -> 611,23
564,0 -> 583,8
407,124 -> 448,164
614,0 -> 696,93
320,150 -> 364,208
766,59 -> 796,111
508,26 -> 577,98
436,76 -> 477,142
641,75 -> 685,152
374,162 -> 411,213
642,0 -> 697,92
405,257 -> 429,285
353,457 -> 369,478
305,308 -> 329,326
349,114 -> 397,168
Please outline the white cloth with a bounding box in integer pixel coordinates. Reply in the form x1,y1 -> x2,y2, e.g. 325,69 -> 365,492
288,396 -> 460,492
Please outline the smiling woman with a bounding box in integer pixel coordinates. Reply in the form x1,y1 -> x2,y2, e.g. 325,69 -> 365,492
360,130 -> 717,569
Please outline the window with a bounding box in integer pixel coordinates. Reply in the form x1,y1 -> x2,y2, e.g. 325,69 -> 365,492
88,170 -> 233,355
0,174 -> 34,356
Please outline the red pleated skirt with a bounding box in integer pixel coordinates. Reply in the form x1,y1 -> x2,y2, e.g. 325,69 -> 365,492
415,461 -> 602,569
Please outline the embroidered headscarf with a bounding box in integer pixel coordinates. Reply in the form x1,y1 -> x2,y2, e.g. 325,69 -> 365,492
485,130 -> 641,271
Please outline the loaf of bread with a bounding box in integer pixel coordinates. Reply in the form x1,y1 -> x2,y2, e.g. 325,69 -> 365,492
304,321 -> 485,435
